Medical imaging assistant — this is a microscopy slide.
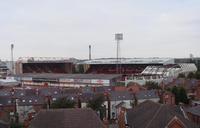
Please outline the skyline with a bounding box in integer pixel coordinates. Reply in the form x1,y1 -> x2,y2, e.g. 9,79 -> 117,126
0,0 -> 200,60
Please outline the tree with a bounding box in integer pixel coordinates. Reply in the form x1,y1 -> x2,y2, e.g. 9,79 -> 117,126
187,72 -> 195,79
10,123 -> 23,128
51,97 -> 76,109
87,95 -> 105,120
171,86 -> 179,105
87,95 -> 105,111
179,87 -> 189,104
171,86 -> 189,105
144,81 -> 161,90
195,71 -> 200,79
178,73 -> 185,78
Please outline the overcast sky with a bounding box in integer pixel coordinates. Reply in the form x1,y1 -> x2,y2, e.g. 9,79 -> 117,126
0,0 -> 200,60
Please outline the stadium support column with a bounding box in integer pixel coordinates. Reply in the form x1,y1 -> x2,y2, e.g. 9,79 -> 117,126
115,33 -> 123,74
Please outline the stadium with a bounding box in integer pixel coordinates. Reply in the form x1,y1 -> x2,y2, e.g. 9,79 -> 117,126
12,57 -> 198,87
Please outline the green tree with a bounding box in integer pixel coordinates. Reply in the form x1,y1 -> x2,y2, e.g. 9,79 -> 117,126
51,97 -> 76,109
87,95 -> 105,120
87,95 -> 105,111
171,86 -> 179,105
178,73 -> 185,78
10,123 -> 23,128
171,86 -> 189,105
195,71 -> 200,79
187,72 -> 195,79
144,81 -> 161,90
179,87 -> 189,104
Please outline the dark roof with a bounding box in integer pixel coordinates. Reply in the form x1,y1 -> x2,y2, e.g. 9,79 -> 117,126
0,90 -> 11,97
52,93 -> 77,102
13,73 -> 122,80
29,108 -> 105,128
126,100 -> 198,128
187,105 -> 200,117
109,91 -> 133,101
95,86 -> 113,93
17,96 -> 45,106
38,88 -> 62,96
0,88 -> 80,107
80,92 -> 95,102
0,97 -> 14,106
136,90 -> 159,100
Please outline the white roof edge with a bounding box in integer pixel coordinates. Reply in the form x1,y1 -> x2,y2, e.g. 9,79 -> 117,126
78,58 -> 175,65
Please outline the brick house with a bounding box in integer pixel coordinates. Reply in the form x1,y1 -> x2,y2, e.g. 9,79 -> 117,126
123,100 -> 198,128
186,105 -> 200,126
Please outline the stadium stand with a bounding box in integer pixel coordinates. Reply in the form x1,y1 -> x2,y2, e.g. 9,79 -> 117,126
142,63 -> 197,77
15,57 -> 75,74
79,58 -> 175,75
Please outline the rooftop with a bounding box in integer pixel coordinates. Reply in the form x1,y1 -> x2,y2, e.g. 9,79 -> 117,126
136,90 -> 159,100
187,105 -> 200,117
126,100 -> 197,128
109,91 -> 133,101
29,108 -> 105,128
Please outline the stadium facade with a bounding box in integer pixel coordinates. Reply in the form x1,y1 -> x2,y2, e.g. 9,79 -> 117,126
15,57 -> 74,74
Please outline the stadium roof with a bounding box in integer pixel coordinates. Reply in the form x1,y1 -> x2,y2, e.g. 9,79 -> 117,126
13,73 -> 122,80
78,58 -> 175,65
17,57 -> 77,63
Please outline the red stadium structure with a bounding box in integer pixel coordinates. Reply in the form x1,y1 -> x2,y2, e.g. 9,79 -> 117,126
78,58 -> 175,76
86,64 -> 148,74
15,57 -> 75,74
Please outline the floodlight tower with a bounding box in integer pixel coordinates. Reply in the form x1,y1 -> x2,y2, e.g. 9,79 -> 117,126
115,33 -> 123,74
89,45 -> 92,60
11,44 -> 14,74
